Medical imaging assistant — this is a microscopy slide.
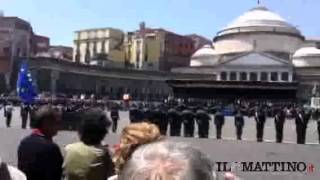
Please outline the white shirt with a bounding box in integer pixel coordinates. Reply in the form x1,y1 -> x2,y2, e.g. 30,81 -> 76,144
8,165 -> 27,180
108,175 -> 118,180
0,158 -> 26,180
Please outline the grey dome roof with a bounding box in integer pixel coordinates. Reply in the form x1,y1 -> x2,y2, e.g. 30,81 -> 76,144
191,45 -> 216,59
190,45 -> 219,67
293,47 -> 320,58
216,6 -> 301,37
293,46 -> 320,67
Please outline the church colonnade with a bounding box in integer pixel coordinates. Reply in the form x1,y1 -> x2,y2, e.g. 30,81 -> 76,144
217,71 -> 293,82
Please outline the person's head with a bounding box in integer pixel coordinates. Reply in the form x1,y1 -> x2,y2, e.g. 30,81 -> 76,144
118,141 -> 216,180
113,122 -> 161,173
33,105 -> 61,137
78,108 -> 111,145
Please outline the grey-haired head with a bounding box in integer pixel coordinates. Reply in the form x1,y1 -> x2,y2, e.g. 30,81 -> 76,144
118,141 -> 216,180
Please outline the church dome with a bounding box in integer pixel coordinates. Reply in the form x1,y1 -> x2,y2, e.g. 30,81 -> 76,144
293,47 -> 320,58
190,45 -> 219,67
192,45 -> 216,59
216,6 -> 301,37
293,46 -> 320,67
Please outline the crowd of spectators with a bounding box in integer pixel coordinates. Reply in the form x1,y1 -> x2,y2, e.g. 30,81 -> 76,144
0,104 -> 239,180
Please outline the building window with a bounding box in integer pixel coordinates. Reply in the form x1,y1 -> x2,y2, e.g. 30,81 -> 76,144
101,41 -> 105,53
240,72 -> 247,81
261,72 -> 268,81
281,72 -> 289,81
3,47 -> 10,56
75,52 -> 81,63
221,72 -> 227,81
249,72 -> 257,81
271,72 -> 278,81
93,42 -> 97,55
85,42 -> 91,63
230,72 -> 237,81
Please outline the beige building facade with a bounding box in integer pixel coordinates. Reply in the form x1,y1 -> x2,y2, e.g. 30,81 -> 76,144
125,22 -> 195,71
73,28 -> 125,65
124,26 -> 165,70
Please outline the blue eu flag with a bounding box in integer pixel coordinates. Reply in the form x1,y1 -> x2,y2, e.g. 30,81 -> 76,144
17,62 -> 37,104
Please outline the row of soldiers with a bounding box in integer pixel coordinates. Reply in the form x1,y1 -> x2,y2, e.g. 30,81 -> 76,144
3,101 -> 103,130
128,103 -> 318,144
128,103 -> 238,138
3,99 -> 319,145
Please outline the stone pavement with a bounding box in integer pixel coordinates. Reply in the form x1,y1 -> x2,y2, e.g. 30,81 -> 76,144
0,108 -> 320,179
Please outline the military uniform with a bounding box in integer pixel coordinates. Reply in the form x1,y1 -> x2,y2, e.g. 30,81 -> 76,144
214,111 -> 225,139
143,107 -> 153,123
152,108 -> 162,131
128,105 -> 141,123
110,106 -> 120,133
196,109 -> 211,138
4,104 -> 13,128
158,108 -> 169,135
274,107 -> 286,143
294,108 -> 311,144
234,111 -> 244,140
168,108 -> 182,136
318,119 -> 320,144
129,106 -> 138,123
181,108 -> 195,137
315,109 -> 320,144
255,107 -> 266,142
20,104 -> 29,129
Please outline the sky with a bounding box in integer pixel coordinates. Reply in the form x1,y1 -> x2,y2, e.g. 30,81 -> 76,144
1,0 -> 319,46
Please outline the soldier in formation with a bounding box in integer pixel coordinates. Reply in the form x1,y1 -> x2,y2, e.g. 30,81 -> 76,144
196,107 -> 211,138
167,107 -> 182,136
254,106 -> 266,142
110,105 -> 120,133
214,109 -> 225,139
3,97 -> 320,145
20,103 -> 30,129
181,107 -> 195,137
234,109 -> 244,140
152,105 -> 169,135
129,104 -> 144,123
314,109 -> 320,144
4,102 -> 13,128
294,107 -> 311,144
273,106 -> 286,143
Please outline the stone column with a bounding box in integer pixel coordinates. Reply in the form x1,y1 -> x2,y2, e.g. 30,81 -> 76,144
95,80 -> 100,95
50,70 -> 60,97
246,72 -> 250,81
217,73 -> 221,81
226,72 -> 230,81
257,72 -> 261,81
268,72 -> 271,82
289,73 -> 293,82
278,72 -> 282,82
236,72 -> 240,81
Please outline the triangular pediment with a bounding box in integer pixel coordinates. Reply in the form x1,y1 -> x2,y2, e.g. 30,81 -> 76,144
219,52 -> 290,66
